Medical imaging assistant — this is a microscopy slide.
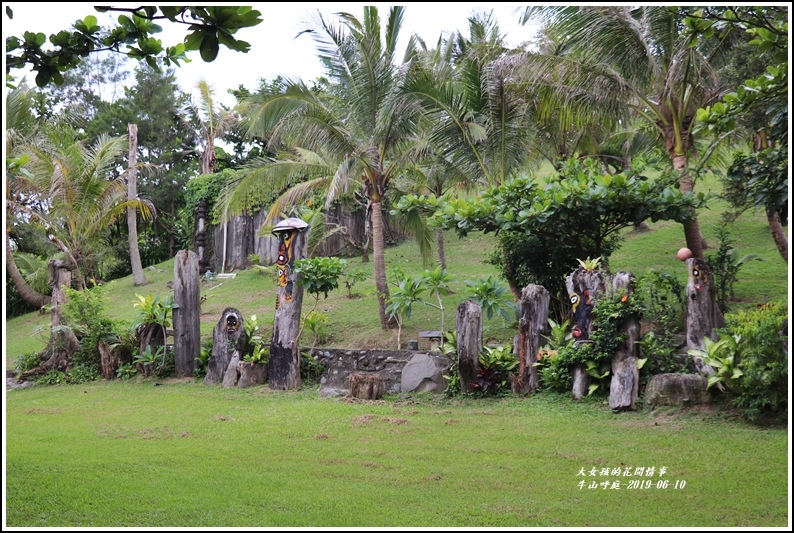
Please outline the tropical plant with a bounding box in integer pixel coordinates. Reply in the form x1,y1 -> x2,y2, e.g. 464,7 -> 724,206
471,344 -> 518,396
722,300 -> 788,422
341,266 -> 367,299
385,275 -> 428,350
706,222 -> 764,312
687,334 -> 746,392
116,363 -> 137,380
7,123 -> 155,290
441,330 -> 460,397
233,6 -> 424,330
133,345 -> 165,377
292,256 -> 345,355
464,275 -> 518,322
519,6 -> 740,259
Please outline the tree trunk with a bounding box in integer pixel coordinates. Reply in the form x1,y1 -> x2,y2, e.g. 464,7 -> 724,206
127,123 -> 147,286
513,284 -> 549,396
457,300 -> 483,394
19,261 -> 79,381
173,250 -> 200,377
269,222 -> 308,390
436,228 -> 447,270
766,207 -> 788,263
372,200 -> 396,329
685,257 -> 724,389
5,231 -> 51,310
609,272 -> 640,411
205,307 -> 246,384
349,372 -> 384,400
672,152 -> 706,259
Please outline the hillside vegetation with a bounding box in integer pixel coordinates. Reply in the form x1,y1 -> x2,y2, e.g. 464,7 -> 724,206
5,171 -> 788,366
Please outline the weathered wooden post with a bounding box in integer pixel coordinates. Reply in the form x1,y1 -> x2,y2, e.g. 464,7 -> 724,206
196,199 -> 210,274
20,260 -> 80,381
205,308 -> 246,385
685,257 -> 724,378
268,217 -> 309,390
457,300 -> 483,394
609,272 -> 640,411
513,284 -> 550,396
173,250 -> 200,377
565,264 -> 608,400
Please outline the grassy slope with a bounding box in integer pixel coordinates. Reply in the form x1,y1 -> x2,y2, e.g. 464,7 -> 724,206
4,173 -> 789,366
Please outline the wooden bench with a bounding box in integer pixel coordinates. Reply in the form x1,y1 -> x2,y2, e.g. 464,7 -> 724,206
419,330 -> 443,351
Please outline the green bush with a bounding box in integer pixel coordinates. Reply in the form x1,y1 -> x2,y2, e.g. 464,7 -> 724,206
14,351 -> 42,374
722,300 -> 788,422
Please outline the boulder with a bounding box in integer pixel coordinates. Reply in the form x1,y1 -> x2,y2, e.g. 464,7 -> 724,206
400,353 -> 450,393
644,373 -> 710,407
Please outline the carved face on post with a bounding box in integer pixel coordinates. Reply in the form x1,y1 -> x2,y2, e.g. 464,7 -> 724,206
570,289 -> 594,342
275,229 -> 297,307
271,217 -> 309,311
687,258 -> 709,301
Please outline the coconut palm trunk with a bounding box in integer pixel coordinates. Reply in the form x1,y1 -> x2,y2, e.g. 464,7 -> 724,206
671,151 -> 705,259
371,199 -> 395,329
6,232 -> 51,310
127,123 -> 148,286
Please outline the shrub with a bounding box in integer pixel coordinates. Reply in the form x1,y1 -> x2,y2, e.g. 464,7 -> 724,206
723,301 -> 788,422
14,351 -> 42,374
471,344 -> 518,396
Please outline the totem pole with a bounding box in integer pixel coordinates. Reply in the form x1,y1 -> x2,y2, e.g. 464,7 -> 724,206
268,217 -> 309,390
565,262 -> 608,400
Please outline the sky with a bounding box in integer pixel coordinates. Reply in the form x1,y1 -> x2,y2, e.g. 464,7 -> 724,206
3,3 -> 539,108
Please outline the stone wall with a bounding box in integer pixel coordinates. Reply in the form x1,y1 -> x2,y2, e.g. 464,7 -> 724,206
308,348 -> 451,398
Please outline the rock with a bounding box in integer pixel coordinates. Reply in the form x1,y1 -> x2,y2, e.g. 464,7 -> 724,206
318,386 -> 346,398
400,353 -> 450,393
644,373 -> 710,407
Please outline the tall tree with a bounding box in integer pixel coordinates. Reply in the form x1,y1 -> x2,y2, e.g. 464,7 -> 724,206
402,11 -> 534,188
127,123 -> 147,286
191,78 -> 239,273
5,82 -> 52,309
517,6 -> 735,259
7,124 -> 155,290
234,6 -> 423,329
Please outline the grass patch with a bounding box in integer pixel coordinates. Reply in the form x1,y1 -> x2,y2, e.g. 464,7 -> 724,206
5,381 -> 788,527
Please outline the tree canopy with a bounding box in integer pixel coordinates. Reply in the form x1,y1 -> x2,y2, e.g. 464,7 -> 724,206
5,5 -> 263,87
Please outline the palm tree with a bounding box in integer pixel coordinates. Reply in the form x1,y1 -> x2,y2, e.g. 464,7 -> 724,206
5,82 -> 52,309
402,11 -> 535,188
7,124 -> 155,291
232,6 -> 423,329
191,78 -> 239,273
517,6 -> 732,259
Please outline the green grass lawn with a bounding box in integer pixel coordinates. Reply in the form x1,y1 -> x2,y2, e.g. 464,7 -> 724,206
4,380 -> 789,527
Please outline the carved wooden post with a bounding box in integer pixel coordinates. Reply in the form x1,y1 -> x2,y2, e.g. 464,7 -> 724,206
609,272 -> 640,411
269,218 -> 309,390
685,257 -> 724,378
457,300 -> 482,394
205,308 -> 246,385
513,284 -> 549,396
565,266 -> 608,400
173,250 -> 200,377
196,199 -> 210,274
